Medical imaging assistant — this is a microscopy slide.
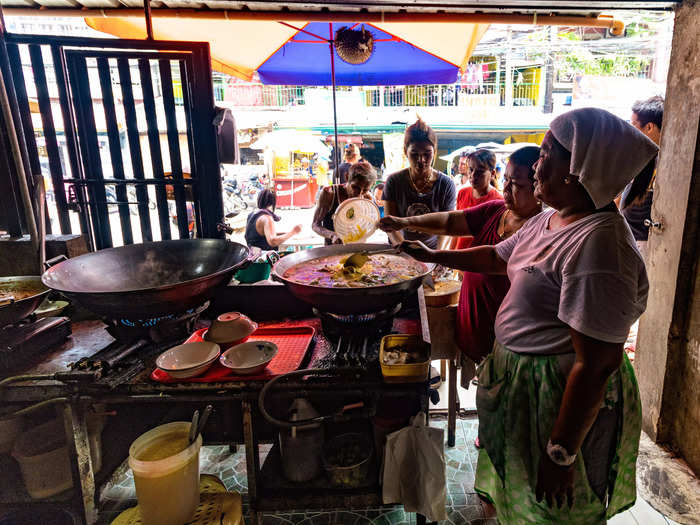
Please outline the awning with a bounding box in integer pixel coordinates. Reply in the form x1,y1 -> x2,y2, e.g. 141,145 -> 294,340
85,17 -> 299,80
85,17 -> 488,81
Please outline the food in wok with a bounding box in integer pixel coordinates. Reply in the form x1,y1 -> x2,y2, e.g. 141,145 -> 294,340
0,289 -> 38,303
283,253 -> 424,288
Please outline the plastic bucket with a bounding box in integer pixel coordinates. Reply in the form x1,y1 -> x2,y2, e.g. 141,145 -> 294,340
0,416 -> 24,454
129,422 -> 201,525
12,416 -> 103,499
235,261 -> 272,283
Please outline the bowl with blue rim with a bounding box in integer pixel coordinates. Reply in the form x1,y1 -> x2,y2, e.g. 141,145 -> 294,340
219,340 -> 278,375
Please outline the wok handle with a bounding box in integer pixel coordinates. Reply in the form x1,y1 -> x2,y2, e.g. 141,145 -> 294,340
235,249 -> 256,272
44,254 -> 68,270
340,402 -> 364,413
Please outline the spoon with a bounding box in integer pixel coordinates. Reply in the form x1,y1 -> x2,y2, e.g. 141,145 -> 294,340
196,405 -> 213,440
343,246 -> 399,269
188,409 -> 200,445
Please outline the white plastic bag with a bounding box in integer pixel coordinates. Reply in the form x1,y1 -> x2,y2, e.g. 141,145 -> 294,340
382,412 -> 447,521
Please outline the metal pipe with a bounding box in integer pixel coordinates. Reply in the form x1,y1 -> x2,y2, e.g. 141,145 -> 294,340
0,62 -> 39,259
0,9 -> 625,34
329,23 -> 340,183
143,0 -> 154,40
0,373 -> 57,388
0,397 -> 68,420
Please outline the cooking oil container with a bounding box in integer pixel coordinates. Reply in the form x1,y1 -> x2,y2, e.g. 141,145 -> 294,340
129,422 -> 201,525
279,399 -> 323,482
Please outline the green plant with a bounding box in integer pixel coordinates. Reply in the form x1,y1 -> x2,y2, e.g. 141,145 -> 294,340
557,50 -> 650,78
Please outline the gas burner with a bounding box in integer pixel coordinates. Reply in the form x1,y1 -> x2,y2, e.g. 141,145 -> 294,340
69,302 -> 210,381
104,302 -> 209,343
0,317 -> 72,370
313,304 -> 400,343
312,305 -> 402,368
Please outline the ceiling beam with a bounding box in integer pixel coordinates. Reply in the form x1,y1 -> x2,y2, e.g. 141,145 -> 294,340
0,7 -> 629,34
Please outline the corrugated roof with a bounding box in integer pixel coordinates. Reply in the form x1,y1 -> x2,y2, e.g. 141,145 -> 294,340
0,0 -> 678,14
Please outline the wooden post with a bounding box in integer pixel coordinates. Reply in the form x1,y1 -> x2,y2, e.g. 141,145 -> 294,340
635,0 -> 700,475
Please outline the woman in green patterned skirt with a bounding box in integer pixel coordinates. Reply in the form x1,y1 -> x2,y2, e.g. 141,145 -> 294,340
398,108 -> 658,523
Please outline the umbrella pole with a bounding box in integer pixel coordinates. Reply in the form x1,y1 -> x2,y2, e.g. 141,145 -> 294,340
329,23 -> 340,184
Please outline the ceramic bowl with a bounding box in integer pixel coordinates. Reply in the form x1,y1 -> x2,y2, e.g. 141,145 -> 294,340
219,340 -> 278,375
204,312 -> 258,346
156,341 -> 221,379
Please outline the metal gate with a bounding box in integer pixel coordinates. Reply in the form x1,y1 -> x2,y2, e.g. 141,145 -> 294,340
4,34 -> 223,249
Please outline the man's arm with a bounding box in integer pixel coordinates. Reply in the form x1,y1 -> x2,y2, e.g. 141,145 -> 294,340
383,200 -> 404,245
311,187 -> 340,243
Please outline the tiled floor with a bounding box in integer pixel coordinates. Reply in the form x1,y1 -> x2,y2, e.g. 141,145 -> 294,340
97,416 -> 679,525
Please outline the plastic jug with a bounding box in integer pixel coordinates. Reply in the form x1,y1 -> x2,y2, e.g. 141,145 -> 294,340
129,422 -> 201,525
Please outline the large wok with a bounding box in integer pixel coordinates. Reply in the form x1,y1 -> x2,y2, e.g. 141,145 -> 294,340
271,243 -> 433,315
42,239 -> 251,319
0,276 -> 50,327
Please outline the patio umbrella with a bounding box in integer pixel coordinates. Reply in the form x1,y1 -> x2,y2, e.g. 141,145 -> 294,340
255,21 -> 486,175
249,129 -> 330,157
440,144 -> 476,163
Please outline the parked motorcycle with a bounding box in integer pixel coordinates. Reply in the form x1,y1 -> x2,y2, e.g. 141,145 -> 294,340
222,176 -> 248,217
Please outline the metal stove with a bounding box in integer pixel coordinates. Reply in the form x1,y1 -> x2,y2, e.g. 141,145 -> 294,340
313,304 -> 401,367
70,302 -> 209,383
103,302 -> 209,343
0,314 -> 72,370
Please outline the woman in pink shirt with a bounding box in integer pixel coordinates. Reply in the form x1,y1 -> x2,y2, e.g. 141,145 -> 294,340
396,108 -> 656,524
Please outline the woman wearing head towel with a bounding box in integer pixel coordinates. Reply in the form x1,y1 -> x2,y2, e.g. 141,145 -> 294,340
398,108 -> 657,524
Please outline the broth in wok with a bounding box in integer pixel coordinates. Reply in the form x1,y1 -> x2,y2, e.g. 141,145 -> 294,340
283,253 -> 425,288
0,283 -> 44,302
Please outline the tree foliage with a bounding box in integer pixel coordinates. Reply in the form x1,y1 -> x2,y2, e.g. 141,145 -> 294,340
557,49 -> 651,78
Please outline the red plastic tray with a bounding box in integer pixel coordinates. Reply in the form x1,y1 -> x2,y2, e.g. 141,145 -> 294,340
151,324 -> 315,383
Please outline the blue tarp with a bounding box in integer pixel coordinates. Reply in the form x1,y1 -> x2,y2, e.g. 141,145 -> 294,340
257,22 -> 459,86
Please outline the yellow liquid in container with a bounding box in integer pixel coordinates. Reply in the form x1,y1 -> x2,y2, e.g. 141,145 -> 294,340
129,423 -> 201,525
137,433 -> 190,461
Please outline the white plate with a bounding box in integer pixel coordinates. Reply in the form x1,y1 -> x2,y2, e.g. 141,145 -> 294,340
156,341 -> 220,378
219,340 -> 278,375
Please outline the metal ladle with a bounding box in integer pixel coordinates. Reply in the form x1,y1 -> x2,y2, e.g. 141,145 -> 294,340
343,246 -> 400,269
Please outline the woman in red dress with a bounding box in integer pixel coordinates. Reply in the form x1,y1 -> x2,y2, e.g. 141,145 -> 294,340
451,149 -> 503,250
379,146 -> 541,371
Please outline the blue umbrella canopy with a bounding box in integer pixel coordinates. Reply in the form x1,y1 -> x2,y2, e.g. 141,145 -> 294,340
257,22 -> 459,86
